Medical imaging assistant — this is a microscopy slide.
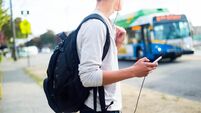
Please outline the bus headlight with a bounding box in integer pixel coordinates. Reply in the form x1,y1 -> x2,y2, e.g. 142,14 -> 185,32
184,44 -> 190,49
157,47 -> 162,52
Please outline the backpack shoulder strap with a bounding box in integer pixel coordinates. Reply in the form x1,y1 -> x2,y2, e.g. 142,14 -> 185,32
77,14 -> 110,60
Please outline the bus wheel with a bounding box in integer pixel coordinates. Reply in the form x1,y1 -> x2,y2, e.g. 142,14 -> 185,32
137,48 -> 143,58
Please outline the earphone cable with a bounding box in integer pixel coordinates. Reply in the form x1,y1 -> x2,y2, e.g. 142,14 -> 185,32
134,77 -> 146,113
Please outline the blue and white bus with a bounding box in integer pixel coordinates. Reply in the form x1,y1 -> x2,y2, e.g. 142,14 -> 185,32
116,9 -> 193,61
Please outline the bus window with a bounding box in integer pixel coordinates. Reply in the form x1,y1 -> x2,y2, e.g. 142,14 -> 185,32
154,25 -> 164,40
179,22 -> 191,37
143,25 -> 152,54
154,21 -> 191,40
135,30 -> 142,43
126,27 -> 140,44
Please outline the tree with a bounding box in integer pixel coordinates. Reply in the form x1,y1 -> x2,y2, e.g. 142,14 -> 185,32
0,0 -> 9,51
0,0 -> 10,31
1,0 -> 31,43
25,36 -> 42,49
39,30 -> 56,49
2,17 -> 28,43
14,17 -> 27,38
25,30 -> 56,50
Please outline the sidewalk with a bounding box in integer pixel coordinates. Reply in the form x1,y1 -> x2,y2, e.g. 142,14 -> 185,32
0,59 -> 54,113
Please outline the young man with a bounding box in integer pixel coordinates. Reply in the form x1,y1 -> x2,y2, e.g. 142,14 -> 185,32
77,0 -> 158,113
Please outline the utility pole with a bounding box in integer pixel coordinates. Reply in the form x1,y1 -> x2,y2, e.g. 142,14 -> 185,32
9,0 -> 17,61
21,10 -> 30,66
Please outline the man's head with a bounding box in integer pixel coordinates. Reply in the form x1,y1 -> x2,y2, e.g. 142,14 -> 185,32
96,0 -> 122,17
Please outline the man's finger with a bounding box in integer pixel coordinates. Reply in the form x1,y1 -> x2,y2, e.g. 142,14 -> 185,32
141,57 -> 150,62
145,62 -> 157,67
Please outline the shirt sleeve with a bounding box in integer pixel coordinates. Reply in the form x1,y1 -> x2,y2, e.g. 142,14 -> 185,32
77,19 -> 107,87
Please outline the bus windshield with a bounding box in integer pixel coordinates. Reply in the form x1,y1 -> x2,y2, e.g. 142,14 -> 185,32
154,21 -> 190,40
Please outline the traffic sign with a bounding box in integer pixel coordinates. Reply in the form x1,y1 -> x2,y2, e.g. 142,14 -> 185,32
19,19 -> 31,35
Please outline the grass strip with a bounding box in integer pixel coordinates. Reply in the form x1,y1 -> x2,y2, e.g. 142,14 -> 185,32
24,68 -> 44,87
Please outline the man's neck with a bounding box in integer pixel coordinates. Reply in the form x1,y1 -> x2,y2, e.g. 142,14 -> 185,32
96,3 -> 113,18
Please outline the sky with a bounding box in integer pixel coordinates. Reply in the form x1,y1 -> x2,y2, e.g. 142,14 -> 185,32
3,0 -> 201,36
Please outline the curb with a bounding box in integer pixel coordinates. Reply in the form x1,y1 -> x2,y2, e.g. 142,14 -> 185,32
24,68 -> 44,87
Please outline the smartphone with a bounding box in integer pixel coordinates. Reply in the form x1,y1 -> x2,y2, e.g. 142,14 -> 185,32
153,56 -> 162,63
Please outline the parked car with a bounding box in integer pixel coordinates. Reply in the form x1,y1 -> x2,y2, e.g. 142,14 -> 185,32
18,46 -> 39,57
41,47 -> 51,53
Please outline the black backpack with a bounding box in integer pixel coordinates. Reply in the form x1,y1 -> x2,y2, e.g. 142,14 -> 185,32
43,14 -> 110,113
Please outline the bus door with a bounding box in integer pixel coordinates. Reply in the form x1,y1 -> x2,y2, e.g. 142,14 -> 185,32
140,24 -> 154,60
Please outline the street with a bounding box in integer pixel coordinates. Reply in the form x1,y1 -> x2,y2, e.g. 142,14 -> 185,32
28,52 -> 201,102
119,54 -> 201,102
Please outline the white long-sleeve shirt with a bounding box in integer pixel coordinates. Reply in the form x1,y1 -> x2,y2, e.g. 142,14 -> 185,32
76,10 -> 122,111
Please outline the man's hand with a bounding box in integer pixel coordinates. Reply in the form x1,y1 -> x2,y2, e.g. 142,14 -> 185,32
115,26 -> 126,49
130,57 -> 158,78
